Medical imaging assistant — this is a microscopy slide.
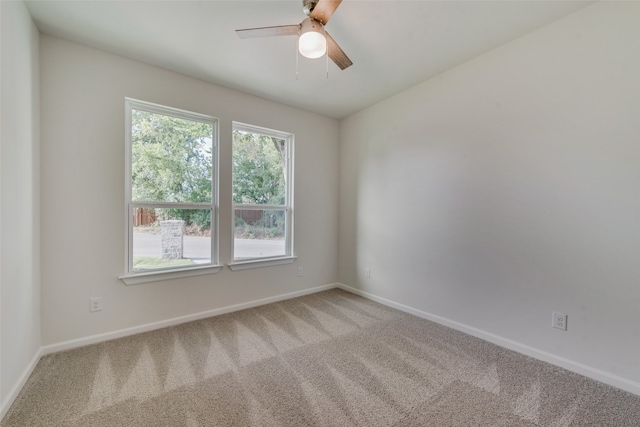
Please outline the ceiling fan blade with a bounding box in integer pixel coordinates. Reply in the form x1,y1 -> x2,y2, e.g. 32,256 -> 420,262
309,0 -> 342,25
236,25 -> 299,39
325,31 -> 352,70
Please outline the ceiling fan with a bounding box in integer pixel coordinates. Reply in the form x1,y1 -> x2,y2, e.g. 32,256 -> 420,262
236,0 -> 353,70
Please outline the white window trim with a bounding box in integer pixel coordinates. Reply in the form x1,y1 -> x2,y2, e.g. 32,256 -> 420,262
231,122 -> 294,266
227,256 -> 297,271
120,98 -> 220,284
120,265 -> 223,285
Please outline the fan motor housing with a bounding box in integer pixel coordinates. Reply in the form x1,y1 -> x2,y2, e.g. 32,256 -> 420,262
303,0 -> 318,16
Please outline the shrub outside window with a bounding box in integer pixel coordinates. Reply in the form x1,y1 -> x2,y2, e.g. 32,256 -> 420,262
123,98 -> 219,281
232,123 -> 293,263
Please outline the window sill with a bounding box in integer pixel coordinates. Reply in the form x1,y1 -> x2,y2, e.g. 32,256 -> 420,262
227,256 -> 297,271
119,264 -> 223,285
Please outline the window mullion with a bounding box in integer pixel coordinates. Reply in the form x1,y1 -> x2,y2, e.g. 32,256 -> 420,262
131,202 -> 213,209
233,204 -> 285,211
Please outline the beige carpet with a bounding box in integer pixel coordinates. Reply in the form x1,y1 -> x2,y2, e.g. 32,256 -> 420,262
3,289 -> 640,426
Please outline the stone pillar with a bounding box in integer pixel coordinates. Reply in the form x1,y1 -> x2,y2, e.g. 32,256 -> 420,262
160,220 -> 184,259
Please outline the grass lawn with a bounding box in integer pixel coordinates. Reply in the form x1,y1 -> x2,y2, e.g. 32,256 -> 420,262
133,256 -> 195,270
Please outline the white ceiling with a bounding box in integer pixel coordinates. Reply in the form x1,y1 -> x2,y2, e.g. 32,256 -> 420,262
25,0 -> 593,119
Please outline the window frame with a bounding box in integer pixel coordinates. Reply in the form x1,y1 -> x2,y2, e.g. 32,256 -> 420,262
229,122 -> 295,270
120,98 -> 221,284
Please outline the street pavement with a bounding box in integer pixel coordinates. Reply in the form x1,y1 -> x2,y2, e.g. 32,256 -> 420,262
133,232 -> 285,262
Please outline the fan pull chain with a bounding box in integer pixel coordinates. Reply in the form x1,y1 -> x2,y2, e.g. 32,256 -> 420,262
324,25 -> 329,79
296,38 -> 300,80
326,48 -> 329,79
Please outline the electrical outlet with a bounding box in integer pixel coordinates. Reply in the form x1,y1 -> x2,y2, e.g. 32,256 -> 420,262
297,267 -> 304,277
365,268 -> 371,279
552,312 -> 567,330
90,297 -> 103,312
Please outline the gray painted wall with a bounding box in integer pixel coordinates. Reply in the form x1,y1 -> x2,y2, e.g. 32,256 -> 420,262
339,2 -> 640,389
0,0 -> 41,408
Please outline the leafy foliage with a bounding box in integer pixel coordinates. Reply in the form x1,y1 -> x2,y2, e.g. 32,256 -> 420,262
232,129 -> 286,205
232,129 -> 287,240
131,109 -> 213,229
130,114 -> 288,235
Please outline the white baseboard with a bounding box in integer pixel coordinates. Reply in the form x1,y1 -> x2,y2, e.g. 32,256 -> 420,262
336,283 -> 640,397
41,283 -> 339,356
1,347 -> 43,419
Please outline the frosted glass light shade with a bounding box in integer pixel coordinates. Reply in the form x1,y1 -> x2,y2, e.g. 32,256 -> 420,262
298,18 -> 326,59
299,31 -> 326,59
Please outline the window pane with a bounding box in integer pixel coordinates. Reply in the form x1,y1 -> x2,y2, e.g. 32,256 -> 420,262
132,208 -> 212,271
131,109 -> 213,203
234,209 -> 286,260
232,129 -> 286,205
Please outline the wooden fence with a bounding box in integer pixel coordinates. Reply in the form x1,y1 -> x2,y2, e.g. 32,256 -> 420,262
133,208 -> 156,226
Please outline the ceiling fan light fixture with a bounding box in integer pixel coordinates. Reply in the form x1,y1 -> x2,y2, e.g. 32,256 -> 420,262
236,0 -> 352,70
298,18 -> 326,59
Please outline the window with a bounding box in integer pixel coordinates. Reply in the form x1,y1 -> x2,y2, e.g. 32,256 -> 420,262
121,99 -> 219,284
231,123 -> 294,266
